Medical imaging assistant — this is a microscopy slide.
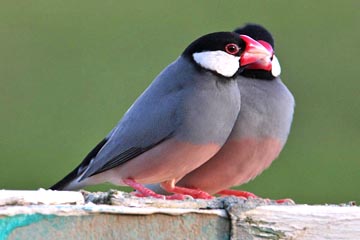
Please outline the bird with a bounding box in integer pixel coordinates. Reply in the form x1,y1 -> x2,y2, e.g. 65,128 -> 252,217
49,31 -> 273,200
146,24 -> 295,201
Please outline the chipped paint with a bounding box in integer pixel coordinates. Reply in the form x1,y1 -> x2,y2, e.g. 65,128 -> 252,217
0,214 -> 56,240
0,213 -> 229,240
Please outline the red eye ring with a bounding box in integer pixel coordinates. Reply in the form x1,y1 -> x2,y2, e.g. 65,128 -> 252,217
225,43 -> 240,55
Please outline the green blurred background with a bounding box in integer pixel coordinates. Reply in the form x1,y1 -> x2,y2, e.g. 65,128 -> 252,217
1,1 -> 359,204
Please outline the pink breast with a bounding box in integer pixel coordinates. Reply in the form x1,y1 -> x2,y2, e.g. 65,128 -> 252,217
177,138 -> 283,194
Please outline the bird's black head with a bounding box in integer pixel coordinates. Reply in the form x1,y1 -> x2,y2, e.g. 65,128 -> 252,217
182,32 -> 273,78
234,23 -> 274,49
234,23 -> 281,80
183,32 -> 245,58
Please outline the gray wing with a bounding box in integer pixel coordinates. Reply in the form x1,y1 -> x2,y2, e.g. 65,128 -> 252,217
79,59 -> 187,180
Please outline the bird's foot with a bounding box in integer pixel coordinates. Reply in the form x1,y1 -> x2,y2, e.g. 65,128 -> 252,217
124,178 -> 187,200
217,189 -> 294,204
134,192 -> 187,200
161,180 -> 213,199
217,189 -> 258,199
272,198 -> 295,204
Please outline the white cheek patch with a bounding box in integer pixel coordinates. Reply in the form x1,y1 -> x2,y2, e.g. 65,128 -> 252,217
193,51 -> 240,77
272,55 -> 281,77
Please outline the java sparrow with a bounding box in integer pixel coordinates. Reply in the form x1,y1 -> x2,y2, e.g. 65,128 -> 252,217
49,31 -> 273,199
147,24 -> 295,199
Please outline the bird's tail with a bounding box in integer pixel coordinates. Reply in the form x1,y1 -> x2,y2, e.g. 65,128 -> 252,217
49,138 -> 108,190
49,166 -> 86,190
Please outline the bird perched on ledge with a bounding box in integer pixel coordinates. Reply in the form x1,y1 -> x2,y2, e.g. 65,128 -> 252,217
147,24 -> 295,201
50,31 -> 272,200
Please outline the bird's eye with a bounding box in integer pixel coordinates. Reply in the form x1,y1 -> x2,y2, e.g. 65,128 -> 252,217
225,43 -> 240,55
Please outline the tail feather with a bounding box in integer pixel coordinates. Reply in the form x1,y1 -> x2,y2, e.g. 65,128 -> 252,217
49,138 -> 108,190
49,166 -> 82,190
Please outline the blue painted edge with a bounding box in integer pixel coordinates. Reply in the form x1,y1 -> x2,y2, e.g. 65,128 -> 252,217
0,214 -> 56,240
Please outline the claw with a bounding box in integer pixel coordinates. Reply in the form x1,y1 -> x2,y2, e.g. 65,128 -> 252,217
124,178 -> 168,199
125,178 -> 195,200
217,189 -> 258,198
217,188 -> 294,204
161,180 -> 214,199
275,198 -> 295,204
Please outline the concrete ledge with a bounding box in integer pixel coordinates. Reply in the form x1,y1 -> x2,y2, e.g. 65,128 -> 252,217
0,190 -> 359,240
1,205 -> 229,240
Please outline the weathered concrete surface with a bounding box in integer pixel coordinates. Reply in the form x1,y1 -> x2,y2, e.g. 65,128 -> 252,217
223,199 -> 360,240
3,211 -> 229,240
0,190 -> 359,240
0,189 -> 84,206
0,190 -> 230,240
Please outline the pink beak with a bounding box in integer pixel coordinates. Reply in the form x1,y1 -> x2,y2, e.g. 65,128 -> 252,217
239,35 -> 274,67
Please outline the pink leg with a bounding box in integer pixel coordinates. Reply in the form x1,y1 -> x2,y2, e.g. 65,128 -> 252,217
218,189 -> 294,204
274,198 -> 295,204
217,189 -> 258,199
124,178 -> 166,199
161,180 -> 213,200
124,178 -> 186,200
